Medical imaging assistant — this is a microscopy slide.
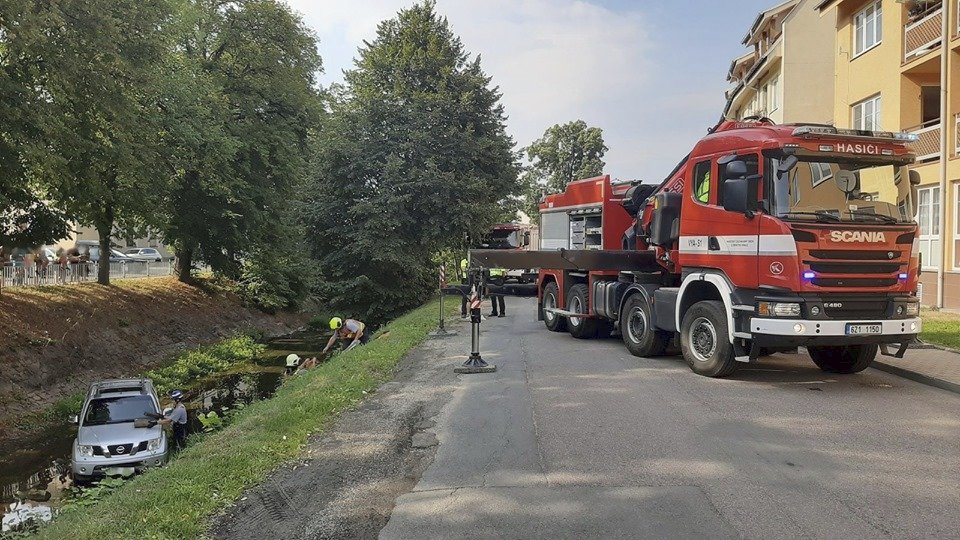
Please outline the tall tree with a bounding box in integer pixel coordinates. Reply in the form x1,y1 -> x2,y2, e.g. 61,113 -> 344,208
0,0 -> 70,249
304,0 -> 520,323
25,0 -> 174,284
160,0 -> 321,302
523,120 -> 607,216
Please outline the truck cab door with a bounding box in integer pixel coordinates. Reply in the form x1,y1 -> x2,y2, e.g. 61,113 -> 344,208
679,153 -> 762,289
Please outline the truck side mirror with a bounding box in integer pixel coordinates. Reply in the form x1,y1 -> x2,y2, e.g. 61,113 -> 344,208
722,174 -> 760,217
725,160 -> 748,178
909,169 -> 921,185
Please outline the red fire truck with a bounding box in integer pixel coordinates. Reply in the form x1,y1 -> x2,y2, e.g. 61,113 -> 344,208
473,119 -> 922,377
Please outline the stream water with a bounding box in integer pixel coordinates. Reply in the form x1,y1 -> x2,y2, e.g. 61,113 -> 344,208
0,329 -> 329,534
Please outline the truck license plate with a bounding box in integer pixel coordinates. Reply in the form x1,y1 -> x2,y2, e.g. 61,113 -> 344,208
845,323 -> 881,335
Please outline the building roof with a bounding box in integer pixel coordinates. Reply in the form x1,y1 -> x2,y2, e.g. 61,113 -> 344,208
742,0 -> 801,45
727,51 -> 758,82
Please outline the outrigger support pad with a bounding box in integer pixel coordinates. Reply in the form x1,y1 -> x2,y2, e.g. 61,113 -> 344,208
455,282 -> 496,374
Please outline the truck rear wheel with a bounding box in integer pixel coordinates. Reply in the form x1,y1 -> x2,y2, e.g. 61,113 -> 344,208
567,284 -> 598,339
620,293 -> 670,357
680,300 -> 738,377
808,344 -> 877,374
542,281 -> 566,332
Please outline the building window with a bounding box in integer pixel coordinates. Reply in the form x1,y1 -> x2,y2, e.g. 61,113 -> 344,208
918,186 -> 940,269
809,162 -> 833,187
954,183 -> 960,270
767,76 -> 779,112
853,0 -> 882,56
852,95 -> 881,131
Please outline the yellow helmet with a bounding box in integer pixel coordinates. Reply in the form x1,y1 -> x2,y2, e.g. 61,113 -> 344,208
329,317 -> 343,330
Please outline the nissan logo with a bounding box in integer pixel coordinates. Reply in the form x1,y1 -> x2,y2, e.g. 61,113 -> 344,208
114,446 -> 125,454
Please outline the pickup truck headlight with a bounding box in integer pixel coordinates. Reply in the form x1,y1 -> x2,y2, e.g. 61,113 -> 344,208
147,437 -> 162,452
757,301 -> 801,317
78,444 -> 94,457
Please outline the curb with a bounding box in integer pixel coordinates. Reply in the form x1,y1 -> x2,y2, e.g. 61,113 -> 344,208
872,360 -> 960,395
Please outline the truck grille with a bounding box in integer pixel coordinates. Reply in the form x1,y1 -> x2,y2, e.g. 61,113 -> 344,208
812,277 -> 898,288
107,443 -> 135,456
806,262 -> 901,274
805,249 -> 906,288
809,250 -> 902,260
822,299 -> 888,319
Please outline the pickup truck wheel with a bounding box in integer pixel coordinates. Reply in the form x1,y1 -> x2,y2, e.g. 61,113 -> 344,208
620,293 -> 669,357
680,300 -> 738,377
567,284 -> 598,339
542,281 -> 566,332
808,344 -> 877,373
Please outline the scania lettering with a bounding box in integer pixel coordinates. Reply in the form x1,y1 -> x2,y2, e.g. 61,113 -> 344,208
830,231 -> 887,242
472,120 -> 922,378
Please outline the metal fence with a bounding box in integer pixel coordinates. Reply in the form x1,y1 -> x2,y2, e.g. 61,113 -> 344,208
1,260 -> 176,289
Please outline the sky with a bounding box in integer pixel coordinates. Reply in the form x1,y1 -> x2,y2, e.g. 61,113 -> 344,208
284,0 -> 776,183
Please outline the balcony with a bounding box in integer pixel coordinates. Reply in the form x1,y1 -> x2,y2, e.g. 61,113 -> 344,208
904,3 -> 943,62
908,119 -> 941,161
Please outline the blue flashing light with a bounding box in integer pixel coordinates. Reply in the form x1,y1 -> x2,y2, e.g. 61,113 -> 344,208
898,273 -> 908,279
803,271 -> 815,279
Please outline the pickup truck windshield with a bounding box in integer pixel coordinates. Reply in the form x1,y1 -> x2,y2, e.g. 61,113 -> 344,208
769,158 -> 914,224
83,395 -> 157,426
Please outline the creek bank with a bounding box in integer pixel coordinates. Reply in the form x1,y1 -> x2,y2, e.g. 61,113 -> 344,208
0,277 -> 305,440
0,329 -> 329,537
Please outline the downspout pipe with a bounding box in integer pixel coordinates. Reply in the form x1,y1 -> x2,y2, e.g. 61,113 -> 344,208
937,1 -> 949,308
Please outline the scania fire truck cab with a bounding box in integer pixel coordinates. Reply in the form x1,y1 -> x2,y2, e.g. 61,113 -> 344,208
472,119 -> 923,378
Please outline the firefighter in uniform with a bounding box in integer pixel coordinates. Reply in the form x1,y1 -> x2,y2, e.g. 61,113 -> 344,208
323,317 -> 370,353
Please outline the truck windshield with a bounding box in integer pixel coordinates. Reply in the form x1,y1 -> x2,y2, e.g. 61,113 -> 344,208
480,230 -> 520,249
769,157 -> 914,224
83,395 -> 157,426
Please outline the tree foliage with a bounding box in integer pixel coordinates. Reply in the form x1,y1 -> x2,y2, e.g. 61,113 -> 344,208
304,1 -> 519,323
522,120 -> 607,217
160,0 -> 322,309
14,0 -> 174,284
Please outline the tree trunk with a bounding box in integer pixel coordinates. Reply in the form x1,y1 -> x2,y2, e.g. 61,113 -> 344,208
176,247 -> 193,282
97,223 -> 111,285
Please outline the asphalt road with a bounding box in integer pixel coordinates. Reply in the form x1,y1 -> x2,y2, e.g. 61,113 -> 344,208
381,297 -> 960,539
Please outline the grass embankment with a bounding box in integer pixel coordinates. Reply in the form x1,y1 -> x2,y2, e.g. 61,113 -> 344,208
35,298 -> 455,539
920,309 -> 960,350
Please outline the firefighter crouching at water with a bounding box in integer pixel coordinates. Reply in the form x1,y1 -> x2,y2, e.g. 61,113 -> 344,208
323,317 -> 370,354
157,390 -> 188,451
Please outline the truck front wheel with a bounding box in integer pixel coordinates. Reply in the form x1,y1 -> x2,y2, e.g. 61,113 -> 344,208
680,300 -> 738,377
567,284 -> 599,339
807,344 -> 877,374
620,293 -> 670,357
542,281 -> 566,332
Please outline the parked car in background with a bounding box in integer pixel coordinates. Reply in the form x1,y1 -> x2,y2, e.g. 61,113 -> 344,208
74,241 -> 132,263
70,379 -> 168,483
124,247 -> 164,262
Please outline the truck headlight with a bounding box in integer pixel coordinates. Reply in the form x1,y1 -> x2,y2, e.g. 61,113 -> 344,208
78,445 -> 94,457
757,301 -> 801,317
147,437 -> 162,452
903,303 -> 919,317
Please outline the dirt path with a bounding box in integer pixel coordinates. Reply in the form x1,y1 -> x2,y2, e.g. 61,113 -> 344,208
209,321 -> 468,539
